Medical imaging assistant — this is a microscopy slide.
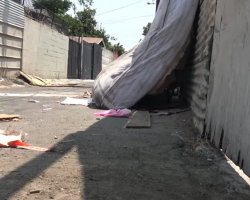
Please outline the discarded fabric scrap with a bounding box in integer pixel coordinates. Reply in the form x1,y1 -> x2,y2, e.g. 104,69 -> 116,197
94,109 -> 131,117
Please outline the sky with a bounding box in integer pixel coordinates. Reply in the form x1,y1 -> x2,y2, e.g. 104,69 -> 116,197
67,0 -> 156,50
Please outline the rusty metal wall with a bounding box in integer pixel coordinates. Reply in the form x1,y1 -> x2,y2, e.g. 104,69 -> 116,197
206,0 -> 250,176
184,0 -> 217,135
0,0 -> 24,73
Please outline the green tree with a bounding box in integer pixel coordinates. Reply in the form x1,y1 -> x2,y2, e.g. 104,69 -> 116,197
78,0 -> 93,8
142,22 -> 152,36
64,9 -> 125,55
33,0 -> 72,14
63,14 -> 83,36
94,28 -> 115,51
113,43 -> 125,56
77,9 -> 97,36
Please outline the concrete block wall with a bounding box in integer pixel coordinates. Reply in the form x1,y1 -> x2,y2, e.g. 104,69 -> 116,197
184,0 -> 217,135
102,48 -> 114,69
22,17 -> 69,79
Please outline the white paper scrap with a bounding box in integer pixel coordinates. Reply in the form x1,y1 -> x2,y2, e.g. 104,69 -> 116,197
61,97 -> 92,106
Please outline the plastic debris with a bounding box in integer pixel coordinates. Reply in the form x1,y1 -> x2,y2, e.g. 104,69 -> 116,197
0,126 -> 52,152
76,91 -> 92,98
61,97 -> 92,106
27,99 -> 39,103
43,108 -> 52,111
94,109 -> 131,117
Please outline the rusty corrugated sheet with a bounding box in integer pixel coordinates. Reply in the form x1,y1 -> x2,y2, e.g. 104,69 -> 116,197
0,0 -> 25,28
184,0 -> 217,135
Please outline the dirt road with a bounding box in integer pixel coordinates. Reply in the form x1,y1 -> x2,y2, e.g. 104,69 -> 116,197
0,87 -> 250,200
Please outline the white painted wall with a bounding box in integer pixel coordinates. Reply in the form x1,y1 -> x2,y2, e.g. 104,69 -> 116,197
102,48 -> 114,69
22,17 -> 69,79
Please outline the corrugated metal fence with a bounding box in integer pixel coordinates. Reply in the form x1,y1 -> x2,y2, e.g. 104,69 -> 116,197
184,0 -> 217,135
0,0 -> 25,74
206,0 -> 250,177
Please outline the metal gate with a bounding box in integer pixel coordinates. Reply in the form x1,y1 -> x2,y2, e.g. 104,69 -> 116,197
67,39 -> 81,79
67,39 -> 102,79
81,41 -> 93,79
92,44 -> 102,79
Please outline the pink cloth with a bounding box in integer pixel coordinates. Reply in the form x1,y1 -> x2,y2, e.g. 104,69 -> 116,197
94,109 -> 131,117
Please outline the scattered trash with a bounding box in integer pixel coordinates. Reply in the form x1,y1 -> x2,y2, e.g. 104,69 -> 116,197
94,109 -> 131,117
0,77 -> 4,82
20,71 -> 49,86
0,126 -> 53,152
54,136 -> 58,139
150,108 -> 190,116
182,119 -> 187,122
76,91 -> 92,98
0,114 -> 21,122
61,97 -> 92,106
43,105 -> 50,107
30,190 -> 40,194
43,108 -> 52,111
27,99 -> 39,103
195,145 -> 216,160
20,71 -> 84,87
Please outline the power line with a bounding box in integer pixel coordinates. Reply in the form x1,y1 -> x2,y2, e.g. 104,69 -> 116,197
96,0 -> 146,16
101,15 -> 154,24
99,14 -> 154,23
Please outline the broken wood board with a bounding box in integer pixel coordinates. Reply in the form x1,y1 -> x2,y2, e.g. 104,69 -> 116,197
0,114 -> 21,122
20,71 -> 81,87
126,111 -> 151,128
20,71 -> 48,86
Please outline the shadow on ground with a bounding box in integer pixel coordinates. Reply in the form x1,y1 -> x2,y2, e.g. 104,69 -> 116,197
0,112 -> 250,200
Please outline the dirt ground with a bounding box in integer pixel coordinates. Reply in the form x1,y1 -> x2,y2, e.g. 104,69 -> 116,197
0,87 -> 250,200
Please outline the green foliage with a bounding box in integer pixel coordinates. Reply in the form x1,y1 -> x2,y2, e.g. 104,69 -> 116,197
64,8 -> 125,55
142,22 -> 152,36
94,28 -> 115,51
35,0 -> 125,55
33,0 -> 72,14
113,43 -> 125,55
77,9 -> 97,36
63,14 -> 83,36
78,0 -> 93,8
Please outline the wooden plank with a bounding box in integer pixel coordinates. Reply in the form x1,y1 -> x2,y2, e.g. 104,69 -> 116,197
0,114 -> 20,119
126,111 -> 151,128
19,71 -> 46,86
